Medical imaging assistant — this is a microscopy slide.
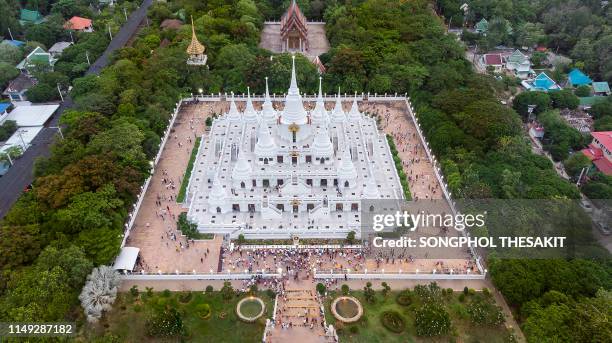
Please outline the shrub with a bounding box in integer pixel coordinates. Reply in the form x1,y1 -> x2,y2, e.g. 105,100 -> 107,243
381,282 -> 391,297
266,289 -> 276,298
482,288 -> 491,297
463,286 -> 469,295
380,311 -> 405,333
575,85 -> 591,97
415,304 -> 452,336
221,281 -> 234,300
467,298 -> 504,326
341,284 -> 350,295
146,287 -> 154,297
205,285 -> 214,293
130,285 -> 139,297
205,116 -> 213,126
316,283 -> 326,295
364,282 -> 376,303
178,292 -> 192,303
161,289 -> 171,297
145,307 -> 184,337
349,325 -> 359,334
396,290 -> 412,306
458,293 -> 466,302
196,303 -> 211,319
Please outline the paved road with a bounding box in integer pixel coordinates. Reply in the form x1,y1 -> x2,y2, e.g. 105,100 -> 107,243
0,0 -> 153,218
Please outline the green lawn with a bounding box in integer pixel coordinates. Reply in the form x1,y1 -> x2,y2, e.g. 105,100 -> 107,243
324,288 -> 514,343
177,137 -> 201,203
80,289 -> 273,342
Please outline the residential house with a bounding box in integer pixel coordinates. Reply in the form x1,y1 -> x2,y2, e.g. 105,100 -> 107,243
567,68 -> 592,88
64,16 -> 93,32
1,40 -> 25,47
505,49 -> 534,79
582,131 -> 612,176
522,72 -> 561,92
19,9 -> 44,25
475,18 -> 488,34
479,53 -> 504,73
15,46 -> 57,74
48,41 -> 73,58
592,82 -> 610,96
2,74 -> 36,102
0,103 -> 10,118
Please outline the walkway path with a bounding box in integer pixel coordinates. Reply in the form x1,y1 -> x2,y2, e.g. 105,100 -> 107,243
125,102 -> 229,274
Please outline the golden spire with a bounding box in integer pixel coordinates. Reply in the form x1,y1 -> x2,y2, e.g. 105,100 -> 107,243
186,16 -> 205,55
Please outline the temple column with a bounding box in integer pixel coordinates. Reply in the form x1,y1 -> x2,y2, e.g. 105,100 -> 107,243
299,37 -> 302,52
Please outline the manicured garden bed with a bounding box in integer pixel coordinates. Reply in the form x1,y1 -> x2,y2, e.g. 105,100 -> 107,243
79,288 -> 273,342
323,284 -> 514,343
177,136 -> 201,203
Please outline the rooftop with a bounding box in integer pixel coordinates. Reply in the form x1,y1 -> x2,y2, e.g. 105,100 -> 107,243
2,74 -> 36,94
482,53 -> 503,65
64,16 -> 92,30
591,131 -> 612,150
568,68 -> 592,86
1,104 -> 59,127
592,81 -> 610,94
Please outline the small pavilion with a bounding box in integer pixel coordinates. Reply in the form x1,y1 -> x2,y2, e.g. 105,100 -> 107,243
186,16 -> 207,66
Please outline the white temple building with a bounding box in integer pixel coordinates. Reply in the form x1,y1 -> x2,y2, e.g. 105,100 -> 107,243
186,56 -> 403,239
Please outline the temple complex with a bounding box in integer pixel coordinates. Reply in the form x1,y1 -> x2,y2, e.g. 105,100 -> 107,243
185,56 -> 403,239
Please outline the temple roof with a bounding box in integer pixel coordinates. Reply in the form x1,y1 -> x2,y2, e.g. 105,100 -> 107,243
187,16 -> 205,56
280,0 -> 308,39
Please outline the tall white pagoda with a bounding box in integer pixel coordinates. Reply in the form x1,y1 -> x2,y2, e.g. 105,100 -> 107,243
186,56 -> 404,239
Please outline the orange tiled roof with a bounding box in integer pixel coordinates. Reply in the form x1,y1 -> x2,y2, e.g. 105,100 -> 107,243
64,16 -> 92,30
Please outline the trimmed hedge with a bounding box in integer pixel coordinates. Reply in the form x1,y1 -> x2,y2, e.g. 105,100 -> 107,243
386,134 -> 412,200
176,137 -> 201,202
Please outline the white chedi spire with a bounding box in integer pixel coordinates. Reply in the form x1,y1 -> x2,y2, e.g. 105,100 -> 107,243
280,55 -> 308,125
243,87 -> 259,123
362,175 -> 381,199
337,149 -> 357,185
208,175 -> 229,212
311,76 -> 328,125
227,93 -> 242,122
330,88 -> 346,123
347,93 -> 361,121
312,126 -> 333,159
261,77 -> 277,124
254,124 -> 277,158
232,151 -> 252,181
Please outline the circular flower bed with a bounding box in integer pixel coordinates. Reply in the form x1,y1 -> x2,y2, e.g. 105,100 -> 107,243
380,310 -> 405,333
331,296 -> 363,323
236,296 -> 265,323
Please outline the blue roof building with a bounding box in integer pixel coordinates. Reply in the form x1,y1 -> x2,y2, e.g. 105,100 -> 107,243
522,72 -> 561,92
0,103 -> 10,114
568,69 -> 592,87
2,40 -> 25,47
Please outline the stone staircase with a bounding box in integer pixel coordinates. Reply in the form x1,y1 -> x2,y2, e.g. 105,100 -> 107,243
267,286 -> 336,343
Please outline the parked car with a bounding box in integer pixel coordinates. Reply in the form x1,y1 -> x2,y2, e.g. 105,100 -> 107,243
580,199 -> 593,213
595,222 -> 611,236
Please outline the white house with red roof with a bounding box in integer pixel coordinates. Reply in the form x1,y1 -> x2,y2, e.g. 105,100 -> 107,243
582,131 -> 612,175
478,53 -> 504,73
64,16 -> 93,32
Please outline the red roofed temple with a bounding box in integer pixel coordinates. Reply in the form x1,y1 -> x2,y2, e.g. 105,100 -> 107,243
280,0 -> 309,52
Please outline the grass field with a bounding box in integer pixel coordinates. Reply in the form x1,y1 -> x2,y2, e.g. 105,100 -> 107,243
323,287 -> 514,343
79,288 -> 273,342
